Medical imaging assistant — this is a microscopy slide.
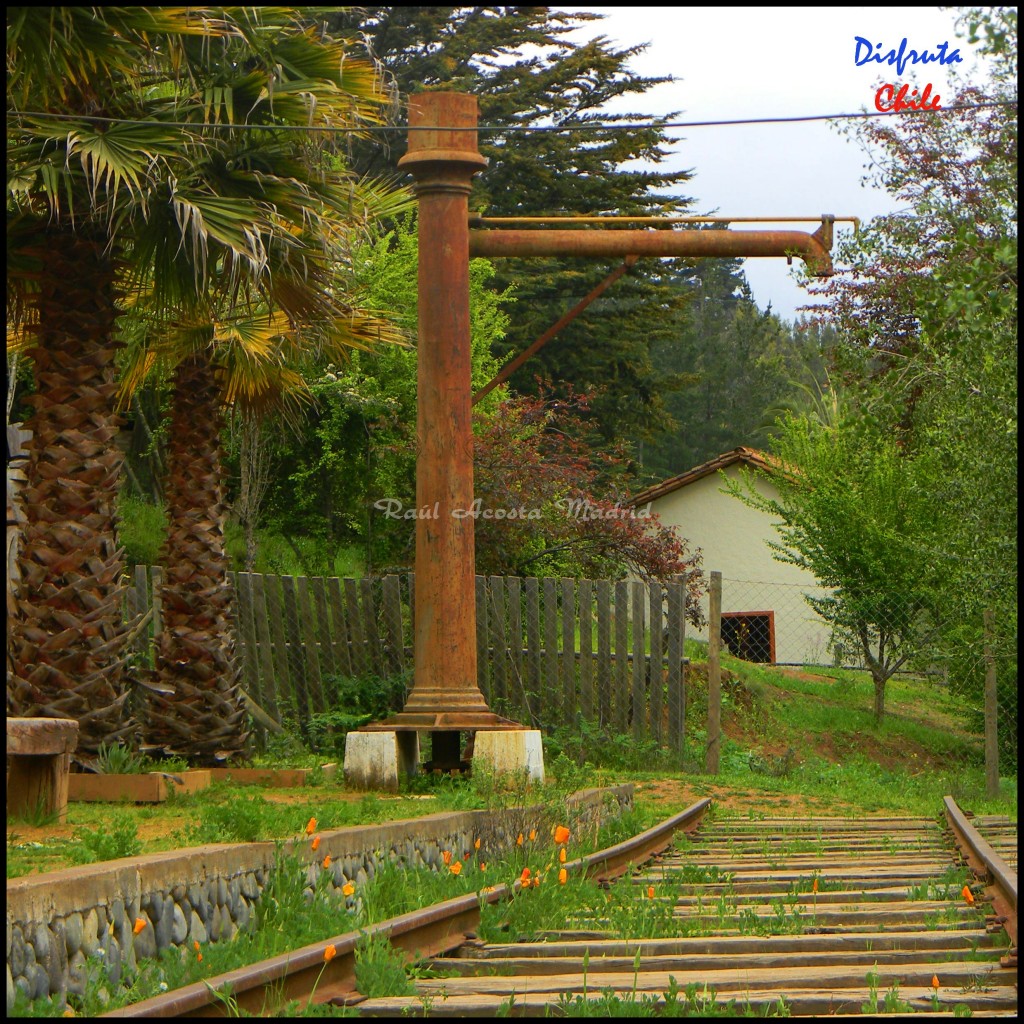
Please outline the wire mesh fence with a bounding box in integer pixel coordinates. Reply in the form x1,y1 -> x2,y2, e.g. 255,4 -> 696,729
693,573 -> 1015,796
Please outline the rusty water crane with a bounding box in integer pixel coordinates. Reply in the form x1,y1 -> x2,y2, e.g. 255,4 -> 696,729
358,92 -> 845,775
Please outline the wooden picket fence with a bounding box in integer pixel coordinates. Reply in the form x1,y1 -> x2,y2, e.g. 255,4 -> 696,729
126,568 -> 690,748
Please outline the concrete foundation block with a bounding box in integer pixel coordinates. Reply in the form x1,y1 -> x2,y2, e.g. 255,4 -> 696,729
472,730 -> 545,785
343,732 -> 400,793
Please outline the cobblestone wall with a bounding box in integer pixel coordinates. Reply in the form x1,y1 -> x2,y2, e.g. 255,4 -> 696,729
6,785 -> 632,1009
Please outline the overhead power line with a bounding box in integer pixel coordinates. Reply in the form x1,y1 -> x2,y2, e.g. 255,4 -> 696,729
5,99 -> 1016,135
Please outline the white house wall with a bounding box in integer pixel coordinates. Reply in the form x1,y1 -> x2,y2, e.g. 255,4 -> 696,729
646,465 -> 835,665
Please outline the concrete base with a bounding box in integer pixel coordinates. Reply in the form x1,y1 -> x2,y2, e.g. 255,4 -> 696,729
471,730 -> 545,785
344,731 -> 404,793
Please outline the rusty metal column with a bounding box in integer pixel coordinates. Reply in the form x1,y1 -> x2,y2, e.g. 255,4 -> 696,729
368,92 -> 519,765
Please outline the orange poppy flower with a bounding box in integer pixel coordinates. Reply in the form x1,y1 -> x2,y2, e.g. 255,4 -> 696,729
194,940 -> 201,952
324,944 -> 337,963
133,918 -> 147,935
520,867 -> 531,882
322,855 -> 332,869
311,835 -> 321,852
812,877 -> 818,894
647,886 -> 655,899
558,868 -> 568,885
442,850 -> 452,865
197,952 -> 203,963
962,885 -> 975,905
306,817 -> 317,836
516,833 -> 524,846
479,862 -> 487,871
528,829 -> 537,842
554,825 -> 571,845
451,861 -> 463,876
931,974 -> 940,990
559,847 -> 567,864
463,851 -> 471,860
342,881 -> 355,896
533,876 -> 541,888
474,838 -> 481,850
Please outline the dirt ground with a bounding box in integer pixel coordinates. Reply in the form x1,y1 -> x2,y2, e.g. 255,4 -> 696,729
631,776 -> 878,819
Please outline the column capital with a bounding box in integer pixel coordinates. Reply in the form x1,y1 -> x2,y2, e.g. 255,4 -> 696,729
397,92 -> 489,183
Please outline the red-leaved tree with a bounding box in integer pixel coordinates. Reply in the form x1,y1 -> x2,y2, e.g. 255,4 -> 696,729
473,391 -> 705,624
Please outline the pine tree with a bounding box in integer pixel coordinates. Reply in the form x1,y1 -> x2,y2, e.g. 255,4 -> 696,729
329,6 -> 698,449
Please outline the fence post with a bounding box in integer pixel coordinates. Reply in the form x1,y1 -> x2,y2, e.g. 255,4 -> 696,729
983,608 -> 999,797
706,570 -> 722,775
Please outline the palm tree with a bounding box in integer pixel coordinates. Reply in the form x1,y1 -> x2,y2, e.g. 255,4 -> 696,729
124,305 -> 407,763
6,8 -> 403,759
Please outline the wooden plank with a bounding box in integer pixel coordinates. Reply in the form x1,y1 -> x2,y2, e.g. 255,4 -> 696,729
542,578 -> 558,727
506,576 -> 523,710
381,574 -> 405,677
125,565 -> 148,655
259,573 -> 289,720
631,580 -> 646,740
354,989 -> 1018,1019
406,571 -> 415,650
595,579 -> 612,728
360,577 -> 384,678
524,577 -> 541,720
150,565 -> 163,641
279,575 -> 310,730
561,577 -> 575,724
245,573 -> 280,719
649,581 -> 664,744
489,576 -> 507,705
326,576 -> 353,678
613,580 -> 630,732
666,581 -> 685,752
579,579 -> 594,721
309,575 -> 338,680
295,575 -> 326,715
707,570 -> 722,774
344,578 -> 367,678
131,561 -> 150,655
475,575 -> 489,701
232,571 -> 264,710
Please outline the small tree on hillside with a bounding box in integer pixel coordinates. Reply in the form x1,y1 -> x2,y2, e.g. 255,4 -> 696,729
724,415 -> 944,722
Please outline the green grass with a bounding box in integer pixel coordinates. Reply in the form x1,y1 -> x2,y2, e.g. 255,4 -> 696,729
5,776 -> 491,879
12,797 -> 656,1018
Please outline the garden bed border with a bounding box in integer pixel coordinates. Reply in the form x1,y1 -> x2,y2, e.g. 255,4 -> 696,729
5,784 -> 632,1009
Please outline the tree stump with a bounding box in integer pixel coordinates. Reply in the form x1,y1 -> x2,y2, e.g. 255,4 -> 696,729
6,717 -> 79,823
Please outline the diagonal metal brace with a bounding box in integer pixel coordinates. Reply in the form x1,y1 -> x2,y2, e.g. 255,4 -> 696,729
472,255 -> 639,405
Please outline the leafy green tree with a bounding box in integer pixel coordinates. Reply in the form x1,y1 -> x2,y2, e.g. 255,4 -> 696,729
328,6 -> 697,450
254,217 -> 510,571
803,6 -> 1016,750
642,258 -> 829,479
725,417 -> 945,723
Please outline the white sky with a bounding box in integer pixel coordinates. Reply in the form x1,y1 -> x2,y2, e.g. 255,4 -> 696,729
560,6 -> 985,321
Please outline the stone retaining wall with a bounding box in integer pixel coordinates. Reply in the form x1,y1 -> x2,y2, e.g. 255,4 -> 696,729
6,784 -> 632,1010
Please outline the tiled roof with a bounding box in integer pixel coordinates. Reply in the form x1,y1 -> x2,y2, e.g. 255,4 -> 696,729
629,446 -> 778,506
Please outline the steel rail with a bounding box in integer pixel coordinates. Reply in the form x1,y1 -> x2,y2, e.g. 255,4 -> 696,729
574,797 -> 712,883
102,886 -> 509,1018
944,795 -> 1018,961
103,798 -> 712,1017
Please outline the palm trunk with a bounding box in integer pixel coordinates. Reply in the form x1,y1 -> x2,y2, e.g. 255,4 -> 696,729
7,231 -> 136,756
143,355 -> 249,763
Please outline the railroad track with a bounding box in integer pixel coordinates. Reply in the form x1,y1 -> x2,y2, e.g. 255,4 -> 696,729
107,797 -> 1017,1018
